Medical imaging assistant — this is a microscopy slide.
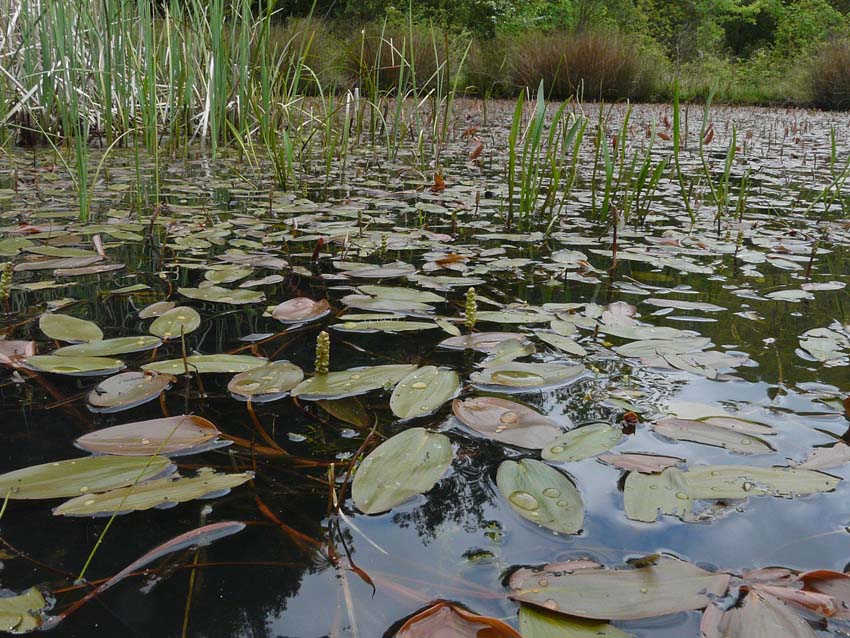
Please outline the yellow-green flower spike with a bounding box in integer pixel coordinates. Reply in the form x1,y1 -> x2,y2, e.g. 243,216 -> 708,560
315,330 -> 330,375
464,287 -> 477,332
0,263 -> 11,301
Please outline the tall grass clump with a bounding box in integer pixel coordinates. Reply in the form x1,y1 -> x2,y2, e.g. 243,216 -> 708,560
802,40 -> 850,111
505,29 -> 656,101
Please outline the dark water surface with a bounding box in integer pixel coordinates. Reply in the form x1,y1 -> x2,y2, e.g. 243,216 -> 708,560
1,102 -> 850,637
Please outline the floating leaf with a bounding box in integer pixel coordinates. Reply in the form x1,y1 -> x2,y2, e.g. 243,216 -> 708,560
624,465 -> 839,522
88,371 -> 175,412
653,418 -> 773,454
614,337 -> 711,357
228,361 -> 304,402
509,559 -> 730,620
341,294 -> 433,315
704,591 -> 818,638
54,336 -> 161,357
390,366 -> 460,420
318,397 -> 370,427
470,363 -> 585,391
395,601 -> 520,638
357,285 -> 443,303
452,397 -> 564,449
0,341 -> 35,367
794,443 -> 850,470
271,298 -> 331,323
332,319 -> 438,333
149,307 -> 201,340
497,459 -> 584,534
597,453 -> 683,473
0,455 -> 173,499
54,468 -> 253,516
352,428 -> 452,514
291,364 -> 417,400
75,415 -> 222,456
439,332 -> 531,352
23,355 -> 125,376
518,606 -> 631,638
142,354 -> 267,375
542,423 -> 622,462
535,331 -> 588,356
0,588 -> 46,634
476,310 -> 551,324
39,313 -> 102,343
178,285 -> 264,305
138,301 -> 175,319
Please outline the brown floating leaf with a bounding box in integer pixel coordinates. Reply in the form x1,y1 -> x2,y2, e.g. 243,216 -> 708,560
706,591 -> 818,638
395,601 -> 520,638
430,173 -> 446,193
794,442 -> 850,470
87,371 -> 175,412
509,558 -> 730,620
74,415 -> 221,456
653,418 -> 773,454
799,570 -> 850,619
271,297 -> 330,323
452,397 -> 564,449
0,341 -> 35,367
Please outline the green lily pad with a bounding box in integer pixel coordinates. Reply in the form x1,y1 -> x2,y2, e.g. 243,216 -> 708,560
653,418 -> 774,454
39,313 -> 103,343
228,361 -> 304,402
138,301 -> 176,319
352,427 -> 452,514
75,415 -> 222,456
331,319 -> 438,333
518,606 -> 631,638
389,366 -> 460,420
509,559 -> 730,620
88,371 -> 175,412
178,285 -> 264,305
54,336 -> 161,357
291,364 -> 417,400
142,354 -> 267,375
23,355 -> 125,376
0,587 -> 46,634
149,307 -> 202,340
624,465 -> 840,523
54,468 -> 253,516
476,310 -> 551,324
470,363 -> 586,391
341,294 -> 434,314
452,397 -> 564,449
357,285 -> 443,303
535,331 -> 588,356
497,458 -> 584,534
542,423 -> 623,461
0,455 -> 173,499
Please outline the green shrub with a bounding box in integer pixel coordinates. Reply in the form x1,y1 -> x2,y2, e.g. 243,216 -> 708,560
503,29 -> 657,101
266,18 -> 348,93
802,39 -> 850,110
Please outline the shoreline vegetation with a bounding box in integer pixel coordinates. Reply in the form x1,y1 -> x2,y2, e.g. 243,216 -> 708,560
0,1 -> 848,221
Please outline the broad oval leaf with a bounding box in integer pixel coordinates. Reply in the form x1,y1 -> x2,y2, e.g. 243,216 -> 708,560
54,468 -> 253,516
332,319 -> 438,333
390,366 -> 460,420
597,453 -> 683,473
542,422 -> 623,462
54,336 -> 161,357
23,355 -> 125,376
138,300 -> 175,319
395,601 -> 520,638
271,297 -> 331,323
0,587 -> 46,634
352,428 -> 452,514
88,371 -> 175,412
535,331 -> 588,356
228,361 -> 304,402
75,415 -> 222,456
509,558 -> 730,621
471,363 -> 586,391
439,332 -> 531,352
178,285 -> 264,305
142,354 -> 267,375
452,397 -> 564,449
291,364 -> 417,401
653,418 -> 773,454
149,306 -> 201,340
0,455 -> 173,499
39,313 -> 102,343
497,459 -> 584,534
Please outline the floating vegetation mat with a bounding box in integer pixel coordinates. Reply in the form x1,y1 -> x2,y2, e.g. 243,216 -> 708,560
0,101 -> 849,636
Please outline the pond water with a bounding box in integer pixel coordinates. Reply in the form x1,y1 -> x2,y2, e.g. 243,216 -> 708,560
1,101 -> 850,637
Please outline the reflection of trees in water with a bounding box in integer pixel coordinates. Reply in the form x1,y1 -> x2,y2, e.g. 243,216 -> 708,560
390,444 -> 501,543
